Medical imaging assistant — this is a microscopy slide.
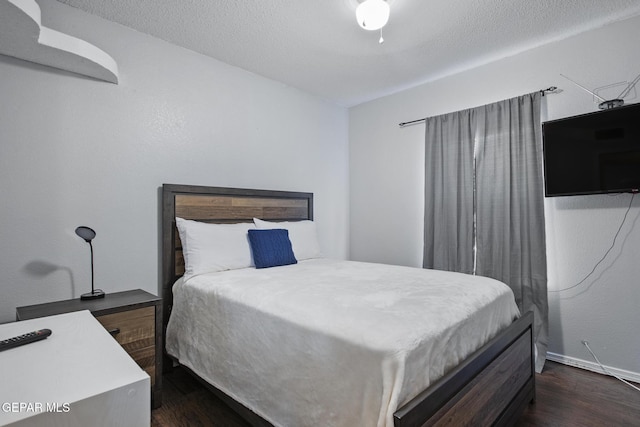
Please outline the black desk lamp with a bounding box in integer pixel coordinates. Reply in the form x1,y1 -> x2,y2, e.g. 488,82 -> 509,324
75,226 -> 105,300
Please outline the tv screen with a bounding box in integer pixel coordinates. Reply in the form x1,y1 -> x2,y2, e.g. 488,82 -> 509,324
542,103 -> 640,197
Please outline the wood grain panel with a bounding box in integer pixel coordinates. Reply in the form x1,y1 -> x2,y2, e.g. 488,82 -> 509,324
97,307 -> 155,344
427,330 -> 532,426
175,252 -> 185,276
174,207 -> 308,221
393,312 -> 534,427
232,197 -> 307,208
262,207 -> 309,219
176,206 -> 264,220
175,195 -> 233,208
175,195 -> 309,221
176,195 -> 307,208
97,306 -> 156,385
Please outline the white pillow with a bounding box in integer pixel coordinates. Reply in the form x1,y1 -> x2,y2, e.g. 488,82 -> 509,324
176,218 -> 255,282
253,218 -> 321,260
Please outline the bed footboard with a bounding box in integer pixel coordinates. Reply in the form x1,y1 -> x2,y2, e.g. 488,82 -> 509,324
393,311 -> 534,427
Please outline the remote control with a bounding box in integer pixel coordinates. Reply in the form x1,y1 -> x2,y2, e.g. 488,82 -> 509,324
0,329 -> 52,352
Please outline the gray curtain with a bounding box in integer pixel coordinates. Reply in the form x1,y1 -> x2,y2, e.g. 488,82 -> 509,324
423,109 -> 475,274
423,92 -> 548,372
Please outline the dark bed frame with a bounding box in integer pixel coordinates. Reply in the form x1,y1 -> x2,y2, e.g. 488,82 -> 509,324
161,183 -> 535,427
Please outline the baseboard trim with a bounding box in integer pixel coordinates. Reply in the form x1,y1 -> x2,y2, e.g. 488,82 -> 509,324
547,352 -> 640,384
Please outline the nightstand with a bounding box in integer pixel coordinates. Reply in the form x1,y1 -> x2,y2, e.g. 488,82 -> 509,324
16,289 -> 162,408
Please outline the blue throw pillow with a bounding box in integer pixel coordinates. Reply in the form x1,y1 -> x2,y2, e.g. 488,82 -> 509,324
248,229 -> 297,269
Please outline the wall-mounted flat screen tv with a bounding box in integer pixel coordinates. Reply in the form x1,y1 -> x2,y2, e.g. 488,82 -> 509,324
542,103 -> 640,197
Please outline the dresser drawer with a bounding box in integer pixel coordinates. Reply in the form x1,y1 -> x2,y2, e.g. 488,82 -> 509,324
96,306 -> 156,385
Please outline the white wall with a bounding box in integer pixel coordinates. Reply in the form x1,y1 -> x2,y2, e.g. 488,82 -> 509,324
350,15 -> 640,377
0,1 -> 349,323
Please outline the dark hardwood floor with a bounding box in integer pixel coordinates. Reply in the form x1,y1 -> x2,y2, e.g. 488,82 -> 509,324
516,361 -> 640,427
151,366 -> 250,427
152,361 -> 640,426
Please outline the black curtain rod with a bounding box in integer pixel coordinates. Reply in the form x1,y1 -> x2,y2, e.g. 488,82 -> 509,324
398,86 -> 558,127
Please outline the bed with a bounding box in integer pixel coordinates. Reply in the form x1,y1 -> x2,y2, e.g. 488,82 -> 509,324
161,184 -> 535,427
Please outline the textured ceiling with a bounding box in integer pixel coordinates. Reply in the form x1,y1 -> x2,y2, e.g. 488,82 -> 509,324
55,0 -> 640,107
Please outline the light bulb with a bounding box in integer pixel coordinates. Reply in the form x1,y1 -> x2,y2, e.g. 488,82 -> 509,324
356,0 -> 390,31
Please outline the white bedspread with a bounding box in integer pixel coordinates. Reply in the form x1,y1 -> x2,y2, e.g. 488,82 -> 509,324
166,259 -> 519,427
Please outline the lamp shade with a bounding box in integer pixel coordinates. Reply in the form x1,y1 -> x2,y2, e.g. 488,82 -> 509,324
75,226 -> 96,242
356,0 -> 390,31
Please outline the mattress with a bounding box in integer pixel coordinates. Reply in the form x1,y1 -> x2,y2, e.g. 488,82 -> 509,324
166,258 -> 520,427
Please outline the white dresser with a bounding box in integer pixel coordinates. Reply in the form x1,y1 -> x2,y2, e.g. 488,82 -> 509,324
0,310 -> 149,426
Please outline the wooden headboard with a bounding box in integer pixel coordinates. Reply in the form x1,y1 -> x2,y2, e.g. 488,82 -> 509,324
161,184 -> 314,333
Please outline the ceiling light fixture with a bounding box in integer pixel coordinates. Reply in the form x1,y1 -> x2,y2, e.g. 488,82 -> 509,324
356,0 -> 390,32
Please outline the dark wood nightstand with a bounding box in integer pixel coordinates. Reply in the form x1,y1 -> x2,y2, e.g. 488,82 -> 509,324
16,289 -> 162,408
